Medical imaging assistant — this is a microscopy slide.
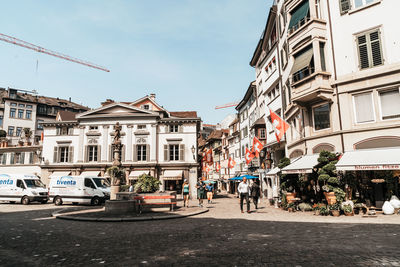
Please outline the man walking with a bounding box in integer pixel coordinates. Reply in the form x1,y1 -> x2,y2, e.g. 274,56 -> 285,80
238,177 -> 250,213
196,179 -> 205,207
251,180 -> 261,209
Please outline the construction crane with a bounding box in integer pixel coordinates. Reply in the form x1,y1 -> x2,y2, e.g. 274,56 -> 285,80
215,102 -> 239,110
0,33 -> 110,72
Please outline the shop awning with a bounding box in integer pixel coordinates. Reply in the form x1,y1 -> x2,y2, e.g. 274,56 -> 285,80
290,47 -> 313,75
282,154 -> 319,174
265,167 -> 281,176
80,171 -> 100,177
162,170 -> 183,180
288,0 -> 310,29
336,148 -> 400,171
50,171 -> 71,178
129,170 -> 150,179
228,175 -> 259,181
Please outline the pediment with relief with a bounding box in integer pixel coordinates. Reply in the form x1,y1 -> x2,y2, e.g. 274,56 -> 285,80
76,103 -> 158,119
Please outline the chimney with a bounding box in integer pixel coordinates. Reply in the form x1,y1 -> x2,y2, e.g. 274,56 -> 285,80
216,123 -> 221,130
101,99 -> 114,106
150,93 -> 156,101
69,97 -> 71,102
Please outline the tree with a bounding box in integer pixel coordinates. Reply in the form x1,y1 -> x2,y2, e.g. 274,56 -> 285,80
317,151 -> 345,202
134,174 -> 161,193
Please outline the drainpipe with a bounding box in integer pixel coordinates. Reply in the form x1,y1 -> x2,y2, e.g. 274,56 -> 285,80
327,0 -> 345,153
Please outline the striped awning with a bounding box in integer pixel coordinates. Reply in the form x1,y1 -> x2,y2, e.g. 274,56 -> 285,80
162,170 -> 183,180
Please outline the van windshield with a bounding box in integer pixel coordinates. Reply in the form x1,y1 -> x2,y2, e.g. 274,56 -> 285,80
93,178 -> 110,188
24,179 -> 45,188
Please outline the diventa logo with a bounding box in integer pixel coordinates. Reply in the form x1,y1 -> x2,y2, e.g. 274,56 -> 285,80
56,176 -> 76,186
0,174 -> 12,185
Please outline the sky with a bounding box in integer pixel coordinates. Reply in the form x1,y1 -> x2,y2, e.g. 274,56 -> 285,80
0,0 -> 273,124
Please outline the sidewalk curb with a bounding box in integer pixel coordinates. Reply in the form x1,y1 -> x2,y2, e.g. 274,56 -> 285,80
52,208 -> 208,222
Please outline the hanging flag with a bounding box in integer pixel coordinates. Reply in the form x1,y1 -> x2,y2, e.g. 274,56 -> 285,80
206,148 -> 213,164
269,108 -> 290,143
245,147 -> 255,165
41,132 -> 44,141
228,157 -> 236,169
252,136 -> 263,158
215,162 -> 221,172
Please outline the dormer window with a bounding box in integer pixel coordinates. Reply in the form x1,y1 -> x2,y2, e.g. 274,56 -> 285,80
169,125 -> 179,133
89,126 -> 98,131
137,125 -> 146,130
143,105 -> 150,110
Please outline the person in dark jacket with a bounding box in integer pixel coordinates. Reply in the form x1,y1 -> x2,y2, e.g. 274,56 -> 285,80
250,180 -> 261,209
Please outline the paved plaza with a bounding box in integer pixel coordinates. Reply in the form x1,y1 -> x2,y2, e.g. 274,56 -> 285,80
1,195 -> 400,266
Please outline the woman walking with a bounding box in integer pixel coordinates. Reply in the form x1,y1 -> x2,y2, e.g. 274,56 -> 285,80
182,179 -> 190,207
251,180 -> 261,209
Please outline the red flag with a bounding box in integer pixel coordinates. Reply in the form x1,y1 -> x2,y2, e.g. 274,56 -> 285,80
245,147 -> 255,165
269,108 -> 289,143
252,136 -> 263,158
41,132 -> 44,141
215,162 -> 221,172
206,149 -> 213,164
228,157 -> 236,169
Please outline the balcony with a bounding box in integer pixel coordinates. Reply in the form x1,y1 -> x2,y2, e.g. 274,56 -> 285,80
291,71 -> 333,105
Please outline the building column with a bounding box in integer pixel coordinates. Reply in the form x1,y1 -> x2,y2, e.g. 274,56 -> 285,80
151,124 -> 157,162
126,125 -> 133,162
77,126 -> 85,162
312,39 -> 322,72
189,167 -> 198,198
102,125 -> 109,162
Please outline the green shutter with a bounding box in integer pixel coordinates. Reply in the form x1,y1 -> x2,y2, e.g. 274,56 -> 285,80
288,0 -> 310,30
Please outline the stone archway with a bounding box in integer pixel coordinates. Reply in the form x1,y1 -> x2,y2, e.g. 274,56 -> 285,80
289,149 -> 303,159
354,136 -> 400,150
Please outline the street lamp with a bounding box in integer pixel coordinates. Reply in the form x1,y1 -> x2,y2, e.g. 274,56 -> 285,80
191,145 -> 196,160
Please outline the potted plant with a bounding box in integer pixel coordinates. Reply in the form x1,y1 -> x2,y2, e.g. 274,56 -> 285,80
329,202 -> 340,217
343,204 -> 354,216
313,203 -> 325,216
353,203 -> 365,215
298,202 -> 313,212
23,128 -> 32,146
319,205 -> 329,216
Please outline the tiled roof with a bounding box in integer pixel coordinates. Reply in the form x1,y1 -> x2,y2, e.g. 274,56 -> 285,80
0,88 -> 89,110
170,111 -> 198,118
229,117 -> 239,126
58,110 -> 77,121
207,129 -> 224,141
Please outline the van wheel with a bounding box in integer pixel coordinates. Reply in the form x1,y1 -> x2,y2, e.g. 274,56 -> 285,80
54,196 -> 63,206
91,197 -> 100,206
21,196 -> 30,205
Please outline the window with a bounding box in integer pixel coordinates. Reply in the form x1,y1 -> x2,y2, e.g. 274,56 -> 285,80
28,152 -> 34,164
0,115 -> 3,126
137,125 -> 146,130
16,152 -> 24,164
16,127 -> 22,137
26,105 -> 33,109
235,149 -> 240,158
18,109 -> 24,119
87,146 -> 98,162
10,103 -> 17,107
8,126 -> 14,136
292,45 -> 314,82
260,128 -> 266,139
356,29 -> 383,70
354,0 -> 375,9
10,108 -> 16,118
56,126 -> 73,136
169,144 -> 179,161
37,105 -> 46,114
89,126 -> 98,130
353,92 -> 375,123
379,89 -> 400,120
241,145 -> 245,156
10,153 -> 15,164
143,105 -> 149,110
137,145 -> 147,161
339,0 -> 352,14
37,120 -> 44,130
313,103 -> 330,130
18,104 -> 24,108
288,0 -> 310,34
59,147 -> 69,163
0,154 -> 6,165
169,125 -> 179,133
84,178 -> 96,189
243,126 -> 248,138
315,0 -> 322,19
320,43 -> 326,71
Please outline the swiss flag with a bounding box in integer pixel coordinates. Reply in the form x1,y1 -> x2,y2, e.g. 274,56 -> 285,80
252,136 -> 263,158
245,147 -> 255,165
206,149 -> 213,164
228,157 -> 236,169
269,108 -> 289,143
215,162 -> 221,172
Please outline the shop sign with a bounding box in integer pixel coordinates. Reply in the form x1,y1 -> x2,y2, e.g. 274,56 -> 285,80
354,165 -> 400,170
371,179 -> 385,184
282,169 -> 312,174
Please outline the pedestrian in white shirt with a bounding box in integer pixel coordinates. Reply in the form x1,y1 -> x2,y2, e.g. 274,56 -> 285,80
238,177 -> 250,213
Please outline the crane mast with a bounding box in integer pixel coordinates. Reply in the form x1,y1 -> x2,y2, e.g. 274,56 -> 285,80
0,33 -> 110,72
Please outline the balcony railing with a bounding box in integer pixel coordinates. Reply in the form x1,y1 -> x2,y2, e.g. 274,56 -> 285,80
292,66 -> 315,83
288,16 -> 311,35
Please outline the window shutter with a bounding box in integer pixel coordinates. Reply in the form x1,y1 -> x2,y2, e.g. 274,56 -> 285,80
146,144 -> 150,162
357,34 -> 369,69
68,127 -> 73,135
370,30 -> 383,67
165,125 -> 169,133
97,145 -> 101,162
68,146 -> 74,163
20,152 -> 25,164
179,144 -> 185,161
56,127 -> 60,135
84,146 -> 88,162
53,147 -> 58,163
10,153 -> 15,164
339,0 -> 351,14
178,125 -> 183,133
164,145 -> 168,161
132,145 -> 137,162
121,145 -> 125,162
109,145 -> 112,162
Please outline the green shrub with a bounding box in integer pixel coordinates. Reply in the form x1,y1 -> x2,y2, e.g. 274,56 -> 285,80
343,204 -> 353,213
298,203 -> 313,212
134,174 -> 161,193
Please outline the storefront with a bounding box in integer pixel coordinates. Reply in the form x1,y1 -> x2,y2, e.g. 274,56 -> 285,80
161,170 -> 184,193
336,147 -> 400,208
265,167 -> 280,202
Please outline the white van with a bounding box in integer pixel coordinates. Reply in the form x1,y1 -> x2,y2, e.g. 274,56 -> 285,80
48,176 -> 110,205
0,174 -> 49,204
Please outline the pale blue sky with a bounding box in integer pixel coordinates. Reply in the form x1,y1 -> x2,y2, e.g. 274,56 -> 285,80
0,0 -> 273,124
